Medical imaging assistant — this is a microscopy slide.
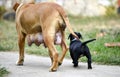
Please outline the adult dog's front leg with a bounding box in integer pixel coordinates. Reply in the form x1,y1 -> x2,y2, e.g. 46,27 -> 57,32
17,33 -> 26,66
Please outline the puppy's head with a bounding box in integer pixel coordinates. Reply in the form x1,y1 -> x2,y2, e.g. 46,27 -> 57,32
68,32 -> 82,41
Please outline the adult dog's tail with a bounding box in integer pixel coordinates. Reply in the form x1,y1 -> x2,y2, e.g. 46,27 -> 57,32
82,39 -> 96,45
62,16 -> 79,39
54,3 -> 79,39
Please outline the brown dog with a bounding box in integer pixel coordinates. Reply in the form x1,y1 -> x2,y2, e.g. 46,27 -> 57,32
13,2 -> 78,72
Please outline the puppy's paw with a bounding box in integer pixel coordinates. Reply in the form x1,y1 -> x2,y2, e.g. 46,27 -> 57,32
88,66 -> 92,69
73,64 -> 78,67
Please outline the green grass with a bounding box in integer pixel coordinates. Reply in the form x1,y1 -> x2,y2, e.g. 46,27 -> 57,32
0,20 -> 18,51
0,15 -> 120,65
0,66 -> 9,77
68,15 -> 120,65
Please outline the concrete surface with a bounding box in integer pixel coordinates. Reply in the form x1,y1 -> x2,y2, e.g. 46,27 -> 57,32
0,51 -> 120,77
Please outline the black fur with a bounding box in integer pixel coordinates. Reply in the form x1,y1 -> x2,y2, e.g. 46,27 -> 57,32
68,32 -> 96,69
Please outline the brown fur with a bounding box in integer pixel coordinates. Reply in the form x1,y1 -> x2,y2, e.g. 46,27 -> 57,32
13,3 -> 20,11
13,2 -> 78,72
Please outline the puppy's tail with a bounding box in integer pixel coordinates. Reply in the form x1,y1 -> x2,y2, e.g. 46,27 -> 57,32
82,39 -> 96,45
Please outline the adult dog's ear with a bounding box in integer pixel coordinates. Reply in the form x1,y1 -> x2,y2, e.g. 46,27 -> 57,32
13,2 -> 20,11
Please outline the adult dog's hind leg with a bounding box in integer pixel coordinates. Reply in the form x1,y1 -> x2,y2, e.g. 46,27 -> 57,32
58,31 -> 68,65
48,49 -> 53,64
43,31 -> 59,72
17,32 -> 26,65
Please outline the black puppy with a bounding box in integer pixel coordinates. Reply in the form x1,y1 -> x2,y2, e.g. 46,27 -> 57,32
68,32 -> 96,69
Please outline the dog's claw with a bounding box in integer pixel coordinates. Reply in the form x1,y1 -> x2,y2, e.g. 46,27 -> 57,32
17,64 -> 23,66
49,70 -> 57,72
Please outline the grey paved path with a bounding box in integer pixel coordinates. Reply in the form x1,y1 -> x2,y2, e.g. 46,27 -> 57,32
0,51 -> 120,77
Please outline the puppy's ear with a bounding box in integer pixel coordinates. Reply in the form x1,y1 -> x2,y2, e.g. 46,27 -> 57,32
78,33 -> 83,39
13,2 -> 20,11
68,34 -> 72,39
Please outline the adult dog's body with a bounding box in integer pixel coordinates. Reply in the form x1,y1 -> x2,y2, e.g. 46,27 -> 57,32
68,32 -> 96,69
13,2 -> 78,72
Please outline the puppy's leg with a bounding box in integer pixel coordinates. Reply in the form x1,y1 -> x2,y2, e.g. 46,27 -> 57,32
17,32 -> 26,65
70,51 -> 74,63
69,50 -> 78,67
58,31 -> 68,65
73,54 -> 79,67
86,50 -> 92,69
